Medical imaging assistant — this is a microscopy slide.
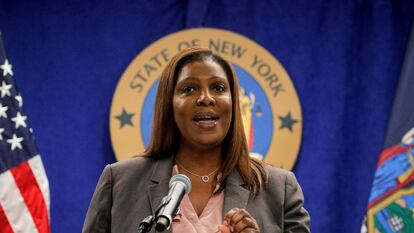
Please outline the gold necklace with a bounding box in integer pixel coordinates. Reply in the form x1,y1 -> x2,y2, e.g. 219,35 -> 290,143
175,159 -> 219,183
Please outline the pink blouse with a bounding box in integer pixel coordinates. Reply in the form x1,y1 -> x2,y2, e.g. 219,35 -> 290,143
172,165 -> 224,233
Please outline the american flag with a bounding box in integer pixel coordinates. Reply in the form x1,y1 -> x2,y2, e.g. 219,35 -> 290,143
0,33 -> 51,232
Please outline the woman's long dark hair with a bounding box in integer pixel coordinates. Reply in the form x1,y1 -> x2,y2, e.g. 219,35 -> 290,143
143,47 -> 268,195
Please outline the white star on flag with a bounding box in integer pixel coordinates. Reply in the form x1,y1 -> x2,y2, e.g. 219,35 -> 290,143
11,112 -> 27,129
6,133 -> 23,151
0,81 -> 12,98
0,128 -> 4,140
0,59 -> 13,76
0,103 -> 7,118
15,94 -> 23,107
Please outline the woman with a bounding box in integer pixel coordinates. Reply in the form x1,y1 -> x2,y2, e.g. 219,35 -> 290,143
83,47 -> 310,233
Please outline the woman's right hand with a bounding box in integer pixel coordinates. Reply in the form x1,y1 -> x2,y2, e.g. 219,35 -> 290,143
217,208 -> 260,233
218,222 -> 231,233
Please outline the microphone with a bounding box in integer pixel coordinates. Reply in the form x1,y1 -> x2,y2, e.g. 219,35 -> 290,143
155,174 -> 192,232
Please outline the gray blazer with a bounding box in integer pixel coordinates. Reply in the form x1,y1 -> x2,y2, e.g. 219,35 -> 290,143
82,156 -> 310,233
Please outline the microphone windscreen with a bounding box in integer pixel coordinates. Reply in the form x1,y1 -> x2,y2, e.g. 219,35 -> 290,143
169,174 -> 192,194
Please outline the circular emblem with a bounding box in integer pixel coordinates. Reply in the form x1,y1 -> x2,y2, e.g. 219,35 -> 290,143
110,28 -> 302,170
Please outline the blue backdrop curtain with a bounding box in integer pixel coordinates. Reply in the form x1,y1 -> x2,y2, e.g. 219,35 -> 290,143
1,1 -> 413,232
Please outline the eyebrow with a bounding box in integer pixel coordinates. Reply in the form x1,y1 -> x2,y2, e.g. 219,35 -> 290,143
177,75 -> 228,82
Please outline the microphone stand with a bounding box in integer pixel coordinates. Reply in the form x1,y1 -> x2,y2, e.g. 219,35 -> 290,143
138,174 -> 191,232
138,215 -> 155,233
138,197 -> 170,233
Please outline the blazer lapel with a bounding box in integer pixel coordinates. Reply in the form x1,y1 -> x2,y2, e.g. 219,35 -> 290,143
223,169 -> 250,215
147,156 -> 174,233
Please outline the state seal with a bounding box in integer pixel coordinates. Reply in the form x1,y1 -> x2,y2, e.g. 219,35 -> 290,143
110,28 -> 303,170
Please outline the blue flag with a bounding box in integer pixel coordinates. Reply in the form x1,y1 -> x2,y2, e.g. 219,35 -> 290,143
362,24 -> 414,233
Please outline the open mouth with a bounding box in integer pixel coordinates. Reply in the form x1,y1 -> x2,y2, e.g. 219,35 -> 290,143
193,113 -> 219,122
193,113 -> 219,128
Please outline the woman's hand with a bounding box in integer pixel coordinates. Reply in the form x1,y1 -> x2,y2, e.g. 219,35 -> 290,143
217,208 -> 260,233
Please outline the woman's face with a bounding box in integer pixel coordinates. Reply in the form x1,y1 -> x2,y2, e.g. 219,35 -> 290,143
173,59 -> 232,150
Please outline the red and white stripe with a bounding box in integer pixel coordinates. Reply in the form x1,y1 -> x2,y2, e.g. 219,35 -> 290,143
0,155 -> 50,233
